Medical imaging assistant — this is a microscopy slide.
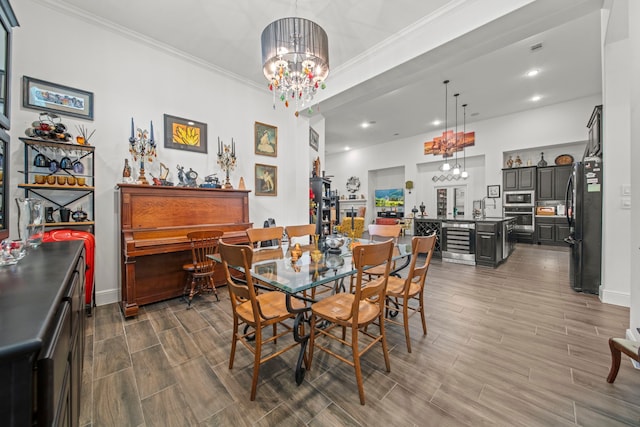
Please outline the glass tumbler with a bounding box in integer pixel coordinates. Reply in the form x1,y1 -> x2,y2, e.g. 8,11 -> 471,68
16,197 -> 45,248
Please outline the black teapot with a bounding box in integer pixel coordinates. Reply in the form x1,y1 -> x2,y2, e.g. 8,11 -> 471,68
72,208 -> 88,222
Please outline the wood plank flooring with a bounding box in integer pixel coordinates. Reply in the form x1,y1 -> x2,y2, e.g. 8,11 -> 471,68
80,243 -> 640,426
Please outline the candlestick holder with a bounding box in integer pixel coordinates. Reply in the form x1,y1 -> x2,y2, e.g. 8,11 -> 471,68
128,118 -> 157,185
217,137 -> 237,189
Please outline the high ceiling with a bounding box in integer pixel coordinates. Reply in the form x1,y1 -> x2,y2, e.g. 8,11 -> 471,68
47,0 -> 604,153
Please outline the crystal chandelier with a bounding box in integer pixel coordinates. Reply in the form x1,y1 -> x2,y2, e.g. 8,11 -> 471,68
261,17 -> 329,116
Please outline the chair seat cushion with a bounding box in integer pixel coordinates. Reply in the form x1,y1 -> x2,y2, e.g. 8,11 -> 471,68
237,291 -> 304,325
386,276 -> 421,297
312,293 -> 380,326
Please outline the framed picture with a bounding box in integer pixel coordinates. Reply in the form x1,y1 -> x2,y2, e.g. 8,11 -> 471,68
255,121 -> 277,157
255,163 -> 277,196
163,114 -> 208,154
22,76 -> 94,120
309,127 -> 319,151
487,185 -> 501,198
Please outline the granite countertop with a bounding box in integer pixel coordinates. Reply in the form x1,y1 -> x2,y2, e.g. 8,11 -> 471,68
415,216 -> 514,222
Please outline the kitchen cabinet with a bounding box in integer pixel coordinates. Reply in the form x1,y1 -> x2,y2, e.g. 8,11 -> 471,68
503,166 -> 536,191
537,165 -> 571,201
0,240 -> 86,426
476,222 -> 501,266
19,137 -> 95,231
535,216 -> 570,245
585,105 -> 602,158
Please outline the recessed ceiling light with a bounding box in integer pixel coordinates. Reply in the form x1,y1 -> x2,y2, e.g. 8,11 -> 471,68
393,132 -> 399,136
526,69 -> 540,77
470,112 -> 479,117
531,95 -> 542,102
344,146 -> 351,151
361,122 -> 369,128
432,120 -> 441,126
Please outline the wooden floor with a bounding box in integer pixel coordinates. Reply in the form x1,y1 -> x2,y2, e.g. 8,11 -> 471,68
80,244 -> 640,426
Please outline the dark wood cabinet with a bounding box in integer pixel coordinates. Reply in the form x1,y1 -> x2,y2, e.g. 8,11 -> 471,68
535,216 -> 570,245
503,166 -> 536,191
537,165 -> 571,201
475,222 -> 503,266
0,0 -> 18,241
585,105 -> 602,158
310,177 -> 337,236
0,241 -> 85,426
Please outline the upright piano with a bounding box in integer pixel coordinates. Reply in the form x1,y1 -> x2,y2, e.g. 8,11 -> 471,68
117,184 -> 252,317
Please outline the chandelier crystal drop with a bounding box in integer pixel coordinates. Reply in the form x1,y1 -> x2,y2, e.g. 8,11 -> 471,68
261,17 -> 329,116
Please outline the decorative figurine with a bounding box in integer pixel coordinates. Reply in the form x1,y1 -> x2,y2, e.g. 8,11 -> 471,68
419,202 -> 426,217
176,165 -> 198,187
537,152 -> 548,167
128,117 -> 157,185
122,158 -> 132,183
216,137 -> 237,189
506,155 -> 514,168
514,155 -> 522,167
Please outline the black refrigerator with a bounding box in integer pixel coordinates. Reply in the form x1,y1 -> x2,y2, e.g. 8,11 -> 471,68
564,156 -> 602,294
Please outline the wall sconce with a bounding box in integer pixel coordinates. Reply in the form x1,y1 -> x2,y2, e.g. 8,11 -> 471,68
405,180 -> 414,194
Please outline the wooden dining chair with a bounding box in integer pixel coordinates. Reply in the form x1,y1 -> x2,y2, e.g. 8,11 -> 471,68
384,234 -> 436,353
607,337 -> 640,383
218,240 -> 305,401
182,230 -> 223,307
246,226 -> 283,249
363,224 -> 402,282
285,224 -> 316,248
308,240 -> 394,405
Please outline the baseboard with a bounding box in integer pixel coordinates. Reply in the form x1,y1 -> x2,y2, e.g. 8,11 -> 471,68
600,287 -> 630,307
95,288 -> 119,306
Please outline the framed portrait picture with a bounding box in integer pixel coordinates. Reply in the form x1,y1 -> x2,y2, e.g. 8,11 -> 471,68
163,114 -> 208,154
22,76 -> 94,120
255,163 -> 277,196
309,127 -> 319,151
487,185 -> 501,198
255,121 -> 277,157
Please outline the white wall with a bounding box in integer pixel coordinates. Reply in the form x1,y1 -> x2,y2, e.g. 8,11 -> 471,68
9,0 -> 314,305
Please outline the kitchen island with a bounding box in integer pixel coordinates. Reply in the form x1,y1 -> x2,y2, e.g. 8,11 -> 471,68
414,216 -> 516,267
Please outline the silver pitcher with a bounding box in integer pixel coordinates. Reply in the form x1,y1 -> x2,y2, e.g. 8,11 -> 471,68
16,198 -> 45,248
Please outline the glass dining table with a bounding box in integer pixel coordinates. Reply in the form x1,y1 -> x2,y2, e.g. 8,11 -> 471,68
210,239 -> 411,384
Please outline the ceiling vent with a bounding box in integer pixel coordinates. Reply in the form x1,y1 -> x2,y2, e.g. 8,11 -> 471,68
530,42 -> 543,52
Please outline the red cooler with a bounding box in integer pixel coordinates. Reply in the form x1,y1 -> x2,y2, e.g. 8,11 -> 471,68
43,229 -> 95,315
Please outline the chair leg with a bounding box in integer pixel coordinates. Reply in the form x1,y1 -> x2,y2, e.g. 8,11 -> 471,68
607,338 -> 623,383
250,328 -> 262,401
208,276 -> 219,301
308,314 -> 316,370
418,291 -> 427,336
402,299 -> 412,353
187,277 -> 197,308
379,313 -> 391,372
229,317 -> 239,369
351,327 -> 366,405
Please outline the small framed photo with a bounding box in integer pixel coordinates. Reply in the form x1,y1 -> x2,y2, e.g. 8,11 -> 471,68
163,114 -> 208,154
309,127 -> 319,151
255,121 -> 277,157
22,76 -> 94,120
255,163 -> 277,196
487,185 -> 501,198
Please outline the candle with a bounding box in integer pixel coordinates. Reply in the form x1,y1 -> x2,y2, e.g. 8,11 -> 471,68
351,206 -> 355,230
150,121 -> 154,143
232,138 -> 235,156
218,137 -> 222,155
130,117 -> 134,140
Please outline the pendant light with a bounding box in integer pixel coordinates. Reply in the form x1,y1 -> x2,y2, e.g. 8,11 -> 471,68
461,103 -> 469,179
452,93 -> 461,176
441,80 -> 451,171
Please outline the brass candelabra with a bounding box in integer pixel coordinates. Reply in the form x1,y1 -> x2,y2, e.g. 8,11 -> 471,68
217,137 -> 237,189
128,118 -> 157,185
